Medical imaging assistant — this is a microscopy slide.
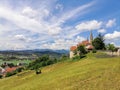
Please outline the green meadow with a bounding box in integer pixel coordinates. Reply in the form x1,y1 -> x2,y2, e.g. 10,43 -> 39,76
0,59 -> 31,65
0,52 -> 120,90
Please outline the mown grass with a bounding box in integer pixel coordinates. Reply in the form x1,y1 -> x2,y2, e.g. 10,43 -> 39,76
0,52 -> 120,90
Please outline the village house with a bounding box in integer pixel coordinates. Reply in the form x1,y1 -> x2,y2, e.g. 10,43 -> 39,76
70,31 -> 94,58
0,67 -> 5,75
118,48 -> 120,56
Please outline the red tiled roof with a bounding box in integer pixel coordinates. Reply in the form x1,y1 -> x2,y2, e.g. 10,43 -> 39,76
70,46 -> 77,51
5,67 -> 17,73
86,45 -> 94,50
78,40 -> 90,46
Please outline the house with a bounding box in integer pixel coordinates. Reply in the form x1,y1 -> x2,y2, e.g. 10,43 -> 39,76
70,46 -> 77,58
70,31 -> 94,58
5,67 -> 18,73
118,48 -> 120,56
0,67 -> 5,75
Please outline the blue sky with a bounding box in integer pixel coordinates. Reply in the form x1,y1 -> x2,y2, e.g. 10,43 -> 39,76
0,0 -> 120,50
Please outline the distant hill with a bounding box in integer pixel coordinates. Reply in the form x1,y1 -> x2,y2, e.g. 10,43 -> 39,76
0,49 -> 69,58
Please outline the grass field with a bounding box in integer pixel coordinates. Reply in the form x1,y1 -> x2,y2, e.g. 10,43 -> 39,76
0,59 -> 31,65
0,52 -> 120,90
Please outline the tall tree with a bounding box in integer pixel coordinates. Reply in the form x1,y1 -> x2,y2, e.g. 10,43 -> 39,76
106,44 -> 115,56
77,45 -> 87,58
92,33 -> 105,50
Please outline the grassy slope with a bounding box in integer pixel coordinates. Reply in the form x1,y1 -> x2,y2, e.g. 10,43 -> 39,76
0,52 -> 120,90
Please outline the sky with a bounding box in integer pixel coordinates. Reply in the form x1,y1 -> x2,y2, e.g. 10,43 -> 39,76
0,0 -> 120,50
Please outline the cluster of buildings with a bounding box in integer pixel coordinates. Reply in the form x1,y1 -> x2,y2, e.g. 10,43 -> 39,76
0,62 -> 24,76
70,32 -> 94,58
0,66 -> 18,76
69,31 -> 120,58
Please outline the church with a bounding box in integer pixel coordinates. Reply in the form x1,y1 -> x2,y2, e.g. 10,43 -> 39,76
70,31 -> 94,58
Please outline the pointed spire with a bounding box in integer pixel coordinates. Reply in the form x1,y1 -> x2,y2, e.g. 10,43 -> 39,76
90,31 -> 93,44
87,37 -> 89,41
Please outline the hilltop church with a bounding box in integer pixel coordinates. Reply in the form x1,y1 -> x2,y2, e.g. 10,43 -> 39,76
70,31 -> 94,58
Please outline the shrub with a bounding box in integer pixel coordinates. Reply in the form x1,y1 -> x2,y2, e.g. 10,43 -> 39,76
7,63 -> 15,68
46,60 -> 54,65
16,67 -> 24,73
5,71 -> 17,77
92,49 -> 97,53
72,56 -> 80,60
0,75 -> 3,79
36,69 -> 41,75
27,55 -> 59,70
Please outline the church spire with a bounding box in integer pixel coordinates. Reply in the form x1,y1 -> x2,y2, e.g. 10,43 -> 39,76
90,31 -> 93,44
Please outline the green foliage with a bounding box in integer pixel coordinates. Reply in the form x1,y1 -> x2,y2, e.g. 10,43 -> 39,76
77,45 -> 87,58
16,67 -> 24,73
7,63 -> 15,68
60,55 -> 69,61
73,50 -> 77,55
0,75 -> 2,79
92,33 -> 105,50
5,71 -> 17,77
72,55 -> 80,60
92,49 -> 97,53
106,44 -> 116,56
77,45 -> 87,54
106,44 -> 115,52
27,55 -> 58,70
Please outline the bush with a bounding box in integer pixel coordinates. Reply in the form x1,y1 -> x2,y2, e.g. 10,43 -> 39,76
5,71 -> 17,77
72,56 -> 80,60
0,75 -> 3,79
27,55 -> 59,70
16,67 -> 24,73
46,60 -> 54,65
36,69 -> 41,75
7,63 -> 15,68
92,49 -> 97,53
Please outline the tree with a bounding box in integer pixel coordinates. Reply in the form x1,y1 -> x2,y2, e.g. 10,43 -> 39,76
61,55 -> 68,61
7,63 -> 15,68
106,44 -> 115,56
73,49 -> 77,55
0,75 -> 3,79
77,45 -> 87,58
92,33 -> 105,50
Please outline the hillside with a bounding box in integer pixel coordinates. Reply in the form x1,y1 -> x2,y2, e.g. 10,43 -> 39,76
0,52 -> 120,90
0,49 -> 69,59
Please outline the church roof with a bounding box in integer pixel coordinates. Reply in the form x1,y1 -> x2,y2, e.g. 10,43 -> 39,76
86,45 -> 94,50
78,40 -> 90,46
70,46 -> 77,51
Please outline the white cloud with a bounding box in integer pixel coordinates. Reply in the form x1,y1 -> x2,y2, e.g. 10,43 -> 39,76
22,7 -> 38,18
0,7 -> 47,34
41,37 -> 85,50
55,4 -> 63,11
55,1 -> 95,26
106,19 -> 116,28
0,1 -> 96,50
14,34 -> 31,42
0,42 -> 26,50
98,29 -> 106,33
75,20 -> 102,31
105,31 -> 120,40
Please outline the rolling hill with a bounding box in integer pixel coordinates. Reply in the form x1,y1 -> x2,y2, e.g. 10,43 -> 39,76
0,52 -> 120,90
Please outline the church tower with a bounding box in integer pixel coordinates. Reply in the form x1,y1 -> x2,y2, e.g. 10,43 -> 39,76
90,31 -> 93,44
